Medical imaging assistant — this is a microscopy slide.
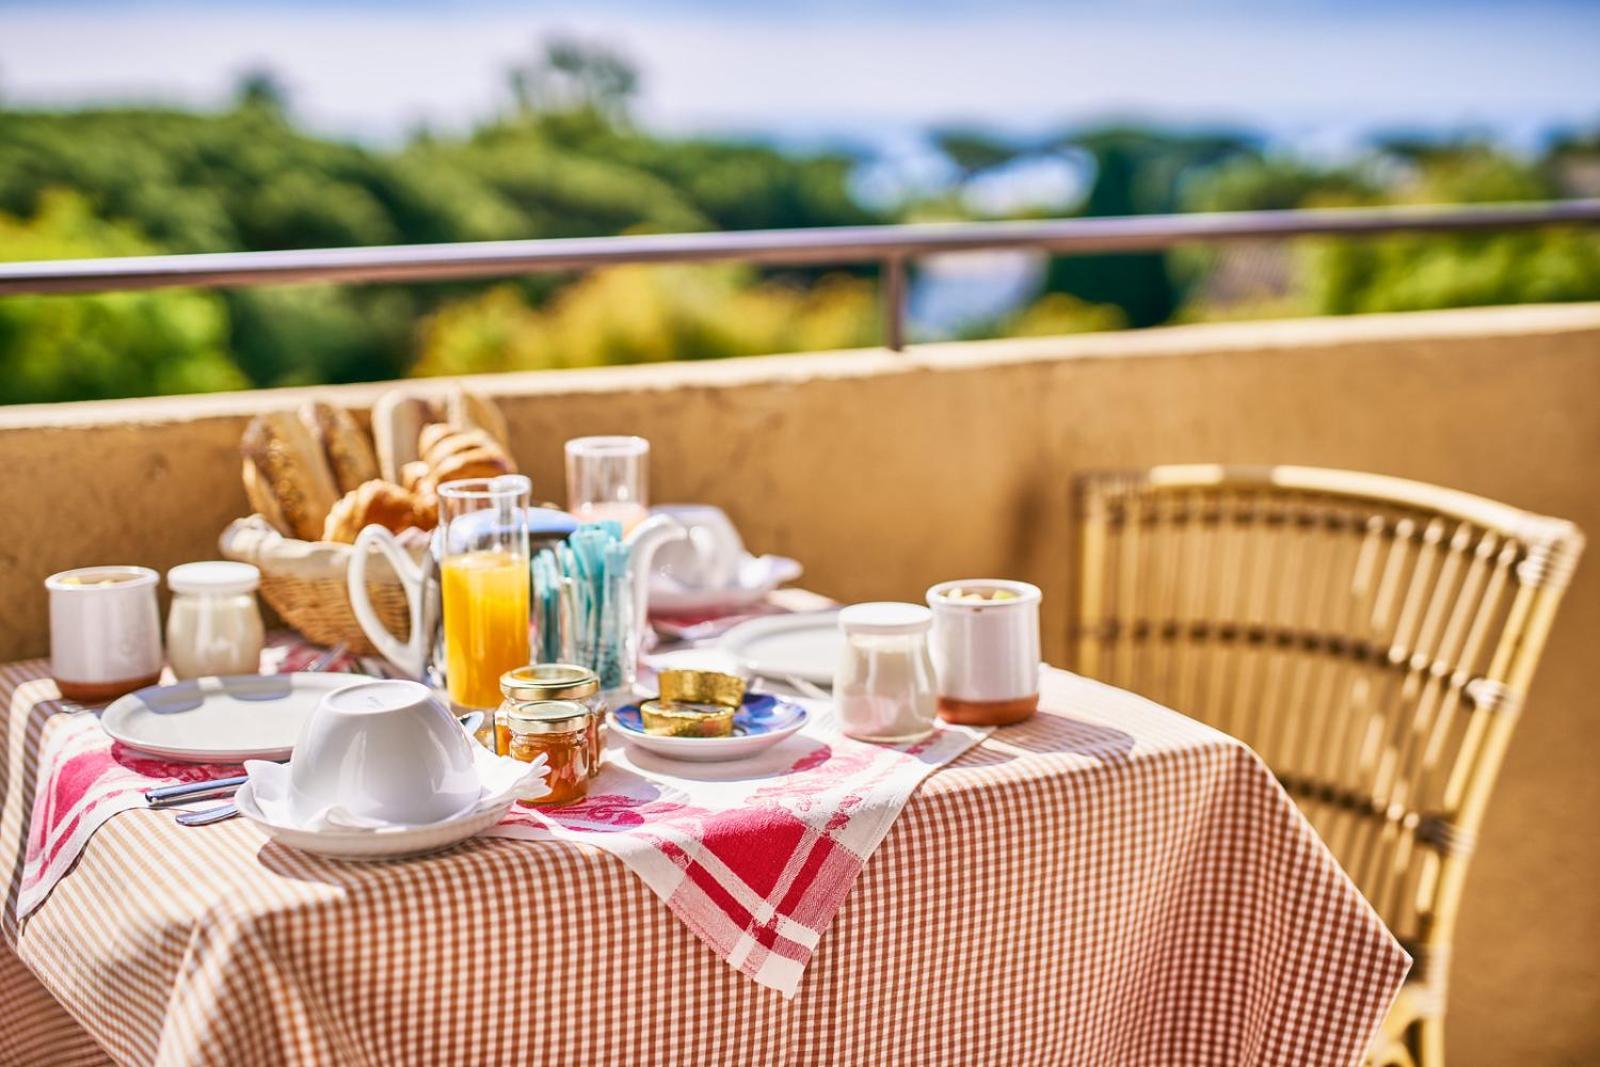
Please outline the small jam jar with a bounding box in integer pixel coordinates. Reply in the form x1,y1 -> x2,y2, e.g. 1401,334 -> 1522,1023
503,699 -> 590,806
499,664 -> 605,777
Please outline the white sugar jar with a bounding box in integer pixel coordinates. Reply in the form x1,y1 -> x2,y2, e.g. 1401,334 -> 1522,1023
165,562 -> 265,679
834,602 -> 938,743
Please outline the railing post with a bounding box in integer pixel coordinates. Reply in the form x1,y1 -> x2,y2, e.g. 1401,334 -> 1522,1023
882,255 -> 907,352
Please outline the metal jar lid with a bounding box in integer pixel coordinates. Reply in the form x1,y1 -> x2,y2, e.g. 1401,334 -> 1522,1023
504,699 -> 591,736
500,663 -> 600,702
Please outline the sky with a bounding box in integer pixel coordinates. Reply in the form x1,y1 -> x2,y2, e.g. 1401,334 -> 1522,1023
1,0 -> 1597,154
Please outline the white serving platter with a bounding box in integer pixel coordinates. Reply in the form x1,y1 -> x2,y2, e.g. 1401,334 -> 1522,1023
715,611 -> 843,686
100,673 -> 363,763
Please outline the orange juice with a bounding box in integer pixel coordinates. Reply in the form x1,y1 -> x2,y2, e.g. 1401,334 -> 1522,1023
442,549 -> 530,709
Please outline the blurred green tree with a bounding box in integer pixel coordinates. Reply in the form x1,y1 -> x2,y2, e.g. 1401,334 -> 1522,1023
0,191 -> 244,404
1039,127 -> 1255,327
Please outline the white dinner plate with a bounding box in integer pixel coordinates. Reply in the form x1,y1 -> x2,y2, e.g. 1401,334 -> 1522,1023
100,673 -> 363,763
716,611 -> 843,686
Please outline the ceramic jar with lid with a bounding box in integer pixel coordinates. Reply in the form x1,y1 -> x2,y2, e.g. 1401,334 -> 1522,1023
926,579 -> 1042,726
165,561 -> 264,680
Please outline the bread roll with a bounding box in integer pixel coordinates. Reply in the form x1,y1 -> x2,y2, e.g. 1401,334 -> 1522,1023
430,446 -> 512,489
322,480 -> 427,543
299,401 -> 378,495
240,411 -> 341,542
414,423 -> 516,497
445,382 -> 511,451
399,460 -> 430,494
420,424 -> 500,469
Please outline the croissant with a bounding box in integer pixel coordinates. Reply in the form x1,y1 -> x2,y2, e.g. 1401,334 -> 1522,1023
322,480 -> 430,543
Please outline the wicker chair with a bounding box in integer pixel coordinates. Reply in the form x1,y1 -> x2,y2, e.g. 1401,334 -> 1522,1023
1070,465 -> 1583,1067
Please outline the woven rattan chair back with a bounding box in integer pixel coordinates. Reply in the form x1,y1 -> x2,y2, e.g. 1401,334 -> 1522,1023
1071,465 -> 1582,1066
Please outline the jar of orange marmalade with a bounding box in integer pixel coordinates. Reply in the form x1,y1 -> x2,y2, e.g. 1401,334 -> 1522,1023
502,699 -> 590,807
498,664 -> 605,778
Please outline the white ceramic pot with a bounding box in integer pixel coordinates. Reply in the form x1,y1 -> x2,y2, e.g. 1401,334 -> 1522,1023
925,579 -> 1042,726
650,504 -> 746,590
288,679 -> 481,827
45,566 -> 163,703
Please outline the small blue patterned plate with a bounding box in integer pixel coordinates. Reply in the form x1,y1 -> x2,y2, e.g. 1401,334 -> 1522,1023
612,692 -> 810,762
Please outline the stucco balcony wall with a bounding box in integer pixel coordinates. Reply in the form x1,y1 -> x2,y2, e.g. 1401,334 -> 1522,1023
2,302 -> 1597,1063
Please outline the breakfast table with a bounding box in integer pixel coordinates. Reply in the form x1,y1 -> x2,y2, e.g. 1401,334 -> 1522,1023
0,638 -> 1409,1066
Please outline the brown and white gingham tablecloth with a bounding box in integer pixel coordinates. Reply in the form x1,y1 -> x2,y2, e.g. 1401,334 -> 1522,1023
1,656 -> 1409,1066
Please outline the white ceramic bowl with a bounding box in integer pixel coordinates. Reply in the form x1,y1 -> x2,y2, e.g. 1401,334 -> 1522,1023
288,679 -> 480,827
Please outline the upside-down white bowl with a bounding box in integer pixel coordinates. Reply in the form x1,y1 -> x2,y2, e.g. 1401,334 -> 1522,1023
288,679 -> 481,827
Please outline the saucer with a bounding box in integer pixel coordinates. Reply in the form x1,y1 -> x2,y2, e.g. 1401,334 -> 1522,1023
649,555 -> 803,615
612,692 -> 809,762
235,783 -> 516,860
235,743 -> 543,861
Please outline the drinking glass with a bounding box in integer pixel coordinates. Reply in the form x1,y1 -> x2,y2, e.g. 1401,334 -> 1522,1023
438,475 -> 531,710
565,436 -> 650,533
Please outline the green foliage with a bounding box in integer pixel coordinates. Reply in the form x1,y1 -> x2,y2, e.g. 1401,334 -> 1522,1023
1038,126 -> 1257,327
0,40 -> 877,401
414,266 -> 881,375
0,192 -> 244,404
1177,144 -> 1600,318
0,44 -> 1594,408
931,127 -> 1021,180
1184,154 -> 1373,213
508,35 -> 640,126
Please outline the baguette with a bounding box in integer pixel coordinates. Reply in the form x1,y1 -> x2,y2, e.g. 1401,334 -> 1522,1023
299,401 -> 379,495
241,459 -> 292,538
371,389 -> 439,483
240,410 -> 341,542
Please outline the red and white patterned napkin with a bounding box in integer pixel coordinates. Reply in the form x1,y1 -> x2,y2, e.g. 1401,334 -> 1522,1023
488,706 -> 986,996
16,639 -> 361,919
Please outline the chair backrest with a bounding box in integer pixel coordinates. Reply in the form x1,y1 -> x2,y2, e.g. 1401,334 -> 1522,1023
1071,464 -> 1583,979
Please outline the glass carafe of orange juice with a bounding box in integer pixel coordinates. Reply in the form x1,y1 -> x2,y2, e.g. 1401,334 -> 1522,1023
438,476 -> 531,710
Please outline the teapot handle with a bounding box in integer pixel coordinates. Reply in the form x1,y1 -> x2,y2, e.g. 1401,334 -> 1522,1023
347,525 -> 427,678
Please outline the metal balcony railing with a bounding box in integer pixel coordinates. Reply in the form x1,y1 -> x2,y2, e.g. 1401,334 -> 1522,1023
1,199 -> 1598,350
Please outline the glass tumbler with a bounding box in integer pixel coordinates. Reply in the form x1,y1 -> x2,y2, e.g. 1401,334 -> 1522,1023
565,436 -> 650,533
834,602 -> 938,743
438,475 -> 532,711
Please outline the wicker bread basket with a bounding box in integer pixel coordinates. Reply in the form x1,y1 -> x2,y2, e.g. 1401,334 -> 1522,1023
220,515 -> 424,655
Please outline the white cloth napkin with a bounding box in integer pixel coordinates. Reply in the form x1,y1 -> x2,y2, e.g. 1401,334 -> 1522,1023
244,746 -> 547,833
